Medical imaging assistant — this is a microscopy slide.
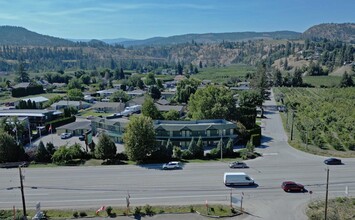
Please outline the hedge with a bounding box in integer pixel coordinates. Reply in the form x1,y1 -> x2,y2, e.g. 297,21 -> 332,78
45,116 -> 76,131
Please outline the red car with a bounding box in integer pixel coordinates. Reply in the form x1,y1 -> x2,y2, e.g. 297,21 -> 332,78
281,181 -> 305,192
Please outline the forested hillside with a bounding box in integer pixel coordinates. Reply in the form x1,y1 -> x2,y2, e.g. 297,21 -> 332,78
0,26 -> 74,46
303,23 -> 355,43
0,24 -> 353,76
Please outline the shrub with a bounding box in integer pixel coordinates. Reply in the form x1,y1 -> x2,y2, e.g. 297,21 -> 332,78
182,150 -> 193,159
189,205 -> 195,213
144,204 -> 154,216
250,134 -> 261,147
79,212 -> 87,217
134,207 -> 141,216
72,211 -> 78,218
106,206 -> 113,216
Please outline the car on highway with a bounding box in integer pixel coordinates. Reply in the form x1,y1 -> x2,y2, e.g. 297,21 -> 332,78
229,161 -> 248,168
162,161 -> 181,170
60,132 -> 72,139
281,181 -> 305,192
324,158 -> 342,165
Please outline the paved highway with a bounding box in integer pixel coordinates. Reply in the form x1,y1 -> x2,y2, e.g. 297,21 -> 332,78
1,91 -> 354,220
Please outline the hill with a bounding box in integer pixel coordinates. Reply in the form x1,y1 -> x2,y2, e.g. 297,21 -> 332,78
121,31 -> 301,46
0,26 -> 74,46
302,23 -> 355,42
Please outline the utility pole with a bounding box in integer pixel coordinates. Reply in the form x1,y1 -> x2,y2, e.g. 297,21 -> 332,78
19,165 -> 27,220
290,111 -> 294,140
325,168 -> 329,220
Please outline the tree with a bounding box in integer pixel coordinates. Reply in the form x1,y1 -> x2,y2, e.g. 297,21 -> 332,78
0,131 -> 24,162
339,72 -> 354,87
123,115 -> 157,162
95,133 -> 117,161
67,78 -> 82,90
110,90 -> 130,102
188,85 -> 237,120
175,78 -> 200,103
142,96 -> 162,120
238,90 -> 263,108
145,73 -> 156,86
225,138 -> 234,156
15,62 -> 30,83
199,61 -> 203,69
149,85 -> 161,100
163,109 -> 180,120
128,75 -> 144,89
292,68 -> 303,87
35,141 -> 51,163
177,62 -> 183,75
250,62 -> 268,100
195,136 -> 204,158
273,69 -> 283,87
156,79 -> 164,90
67,88 -> 84,101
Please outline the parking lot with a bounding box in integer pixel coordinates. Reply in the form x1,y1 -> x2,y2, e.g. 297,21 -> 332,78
28,133 -> 125,153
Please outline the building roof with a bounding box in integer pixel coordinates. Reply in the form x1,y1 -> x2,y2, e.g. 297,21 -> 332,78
13,82 -> 31,89
51,100 -> 91,108
155,103 -> 184,112
127,96 -> 146,106
56,121 -> 91,131
126,89 -> 145,96
154,119 -> 236,131
0,109 -> 57,117
92,102 -> 124,109
156,98 -> 170,105
96,88 -> 119,95
22,96 -> 49,103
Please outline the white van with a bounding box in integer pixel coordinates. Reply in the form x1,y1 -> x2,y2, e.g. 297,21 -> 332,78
224,172 -> 255,186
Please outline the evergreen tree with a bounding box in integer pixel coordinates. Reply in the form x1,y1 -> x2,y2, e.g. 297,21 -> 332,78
95,133 -> 117,161
35,141 -> 51,163
339,71 -> 354,87
16,62 -> 30,83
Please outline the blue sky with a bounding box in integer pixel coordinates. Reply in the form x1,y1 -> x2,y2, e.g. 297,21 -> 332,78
0,0 -> 354,40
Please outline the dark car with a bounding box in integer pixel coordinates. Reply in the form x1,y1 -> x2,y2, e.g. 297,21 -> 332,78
324,158 -> 342,165
79,135 -> 85,141
229,161 -> 247,168
281,181 -> 305,192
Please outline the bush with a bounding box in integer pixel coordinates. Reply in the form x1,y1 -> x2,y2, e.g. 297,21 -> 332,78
73,211 -> 78,218
79,212 -> 87,217
189,205 -> 195,213
182,150 -> 193,159
106,206 -> 113,216
134,207 -> 141,216
144,204 -> 154,216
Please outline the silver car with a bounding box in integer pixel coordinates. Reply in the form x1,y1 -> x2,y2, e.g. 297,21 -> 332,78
162,161 -> 181,170
229,161 -> 247,168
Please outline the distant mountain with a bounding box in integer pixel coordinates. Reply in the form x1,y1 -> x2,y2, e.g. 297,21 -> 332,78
101,38 -> 136,44
302,23 -> 355,42
0,26 -> 74,46
69,38 -> 135,44
121,31 -> 301,46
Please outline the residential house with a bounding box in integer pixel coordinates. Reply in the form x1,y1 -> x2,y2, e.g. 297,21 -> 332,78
21,96 -> 49,108
56,121 -> 91,136
92,102 -> 125,113
155,103 -> 184,116
96,88 -> 119,98
50,100 -> 92,110
0,109 -> 61,127
126,89 -> 145,97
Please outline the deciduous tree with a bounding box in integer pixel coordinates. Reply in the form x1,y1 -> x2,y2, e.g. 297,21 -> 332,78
123,115 -> 157,162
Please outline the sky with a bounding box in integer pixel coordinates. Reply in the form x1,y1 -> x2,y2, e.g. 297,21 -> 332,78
0,0 -> 354,40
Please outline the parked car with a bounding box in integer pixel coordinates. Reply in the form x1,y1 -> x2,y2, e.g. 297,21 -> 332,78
60,132 -> 72,139
281,181 -> 305,192
229,161 -> 248,168
324,158 -> 342,165
79,135 -> 85,141
162,161 -> 181,170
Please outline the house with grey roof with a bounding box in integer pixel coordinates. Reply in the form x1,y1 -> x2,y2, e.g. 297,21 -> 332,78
154,103 -> 184,116
92,102 -> 125,113
0,109 -> 61,127
50,100 -> 92,110
96,88 -> 119,98
56,121 -> 92,136
21,96 -> 49,108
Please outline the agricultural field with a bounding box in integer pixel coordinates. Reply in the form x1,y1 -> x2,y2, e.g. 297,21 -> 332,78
192,64 -> 255,83
302,75 -> 342,88
274,87 -> 355,156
